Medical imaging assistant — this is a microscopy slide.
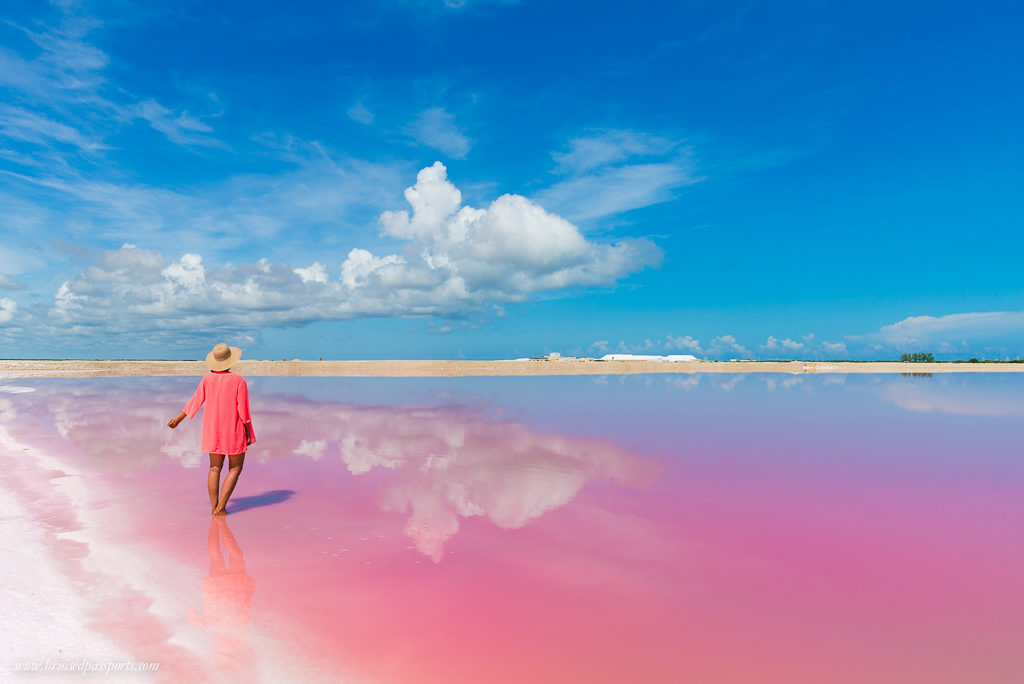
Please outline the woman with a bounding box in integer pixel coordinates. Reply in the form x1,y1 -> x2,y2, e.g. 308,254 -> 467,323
168,343 -> 254,515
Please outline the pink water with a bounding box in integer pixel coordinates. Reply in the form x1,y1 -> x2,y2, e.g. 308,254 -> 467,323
1,374 -> 1022,682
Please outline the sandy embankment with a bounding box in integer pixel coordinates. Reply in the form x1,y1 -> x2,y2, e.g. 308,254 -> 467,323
2,359 -> 1023,378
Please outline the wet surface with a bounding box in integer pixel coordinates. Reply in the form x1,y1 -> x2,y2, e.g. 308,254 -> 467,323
1,374 -> 1023,682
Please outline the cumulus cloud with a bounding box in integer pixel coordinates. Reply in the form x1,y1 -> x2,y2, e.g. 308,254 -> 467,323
44,164 -> 660,336
664,334 -> 701,352
365,161 -> 660,293
760,335 -> 804,352
598,332 -> 750,359
0,297 -> 17,323
537,129 -> 700,222
706,334 -> 750,358
405,107 -> 471,158
293,261 -> 329,284
51,245 -> 330,334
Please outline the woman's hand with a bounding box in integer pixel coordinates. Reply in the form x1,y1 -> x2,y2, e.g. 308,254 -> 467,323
168,411 -> 186,429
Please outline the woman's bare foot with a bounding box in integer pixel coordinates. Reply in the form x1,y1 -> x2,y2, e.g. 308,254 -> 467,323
212,508 -> 229,516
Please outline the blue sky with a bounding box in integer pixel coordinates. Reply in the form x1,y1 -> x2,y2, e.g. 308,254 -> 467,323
1,0 -> 1022,360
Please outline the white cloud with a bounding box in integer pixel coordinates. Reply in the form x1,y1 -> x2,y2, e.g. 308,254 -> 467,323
133,99 -> 223,148
51,246 -> 307,333
0,11 -> 117,171
537,163 -> 697,223
0,104 -> 105,153
537,129 -> 700,222
293,262 -> 329,284
0,5 -> 225,173
865,310 -> 1024,347
707,334 -> 750,358
402,0 -> 521,13
41,164 -> 660,337
553,130 -> 678,174
820,341 -> 847,357
347,101 -> 374,125
405,107 -> 471,158
4,154 -> 410,257
372,161 -> 660,296
760,335 -> 804,352
602,332 -> 752,359
0,297 -> 17,323
664,334 -> 701,352
1,14 -> 109,99
339,249 -> 406,289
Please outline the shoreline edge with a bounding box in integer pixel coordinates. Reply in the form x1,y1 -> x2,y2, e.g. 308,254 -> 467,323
3,359 -> 1024,378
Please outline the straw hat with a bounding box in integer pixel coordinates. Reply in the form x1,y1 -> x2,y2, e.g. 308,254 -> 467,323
205,342 -> 242,371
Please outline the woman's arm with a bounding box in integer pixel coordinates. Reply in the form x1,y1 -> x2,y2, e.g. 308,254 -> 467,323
238,377 -> 254,445
179,376 -> 207,425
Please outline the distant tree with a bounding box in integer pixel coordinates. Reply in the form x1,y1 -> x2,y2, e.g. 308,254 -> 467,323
901,352 -> 934,362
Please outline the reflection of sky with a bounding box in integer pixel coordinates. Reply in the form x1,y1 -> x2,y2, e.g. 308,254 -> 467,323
2,374 -> 1023,682
877,373 -> 1024,417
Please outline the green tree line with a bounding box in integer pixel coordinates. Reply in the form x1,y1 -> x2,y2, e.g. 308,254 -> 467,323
900,352 -> 934,362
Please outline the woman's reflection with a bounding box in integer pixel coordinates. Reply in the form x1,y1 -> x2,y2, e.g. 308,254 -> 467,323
189,516 -> 255,670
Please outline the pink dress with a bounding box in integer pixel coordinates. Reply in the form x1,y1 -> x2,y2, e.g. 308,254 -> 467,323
183,371 -> 254,455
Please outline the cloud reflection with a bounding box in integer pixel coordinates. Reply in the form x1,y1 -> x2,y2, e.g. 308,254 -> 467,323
8,380 -> 655,563
878,376 -> 1024,418
251,399 -> 656,562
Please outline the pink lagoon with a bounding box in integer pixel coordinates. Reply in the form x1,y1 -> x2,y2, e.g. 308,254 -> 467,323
2,373 -> 1023,683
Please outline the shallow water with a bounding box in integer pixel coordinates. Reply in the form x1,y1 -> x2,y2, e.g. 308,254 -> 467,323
1,373 -> 1022,682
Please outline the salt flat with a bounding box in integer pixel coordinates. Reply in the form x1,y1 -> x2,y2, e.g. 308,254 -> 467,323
3,374 -> 1023,682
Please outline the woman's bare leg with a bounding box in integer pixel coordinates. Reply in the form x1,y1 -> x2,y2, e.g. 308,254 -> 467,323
208,454 -> 225,512
212,452 -> 245,516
